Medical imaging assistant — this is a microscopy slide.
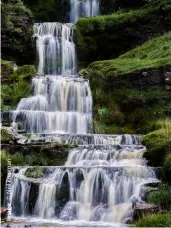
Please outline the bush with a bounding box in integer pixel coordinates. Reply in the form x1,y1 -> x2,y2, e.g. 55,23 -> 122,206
10,65 -> 36,82
134,213 -> 171,227
148,185 -> 171,210
163,154 -> 171,184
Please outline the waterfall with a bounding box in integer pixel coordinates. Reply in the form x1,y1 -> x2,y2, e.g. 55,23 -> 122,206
12,76 -> 93,134
33,23 -> 76,75
7,0 -> 160,226
8,141 -> 159,225
69,0 -> 100,23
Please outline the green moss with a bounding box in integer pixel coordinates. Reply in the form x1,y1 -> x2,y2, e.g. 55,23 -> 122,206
148,185 -> 171,210
87,57 -> 171,79
143,119 -> 171,166
134,213 -> 171,227
1,128 -> 13,143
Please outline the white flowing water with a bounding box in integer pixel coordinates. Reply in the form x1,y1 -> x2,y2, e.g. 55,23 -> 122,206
12,76 -> 93,134
33,23 -> 76,75
8,142 -> 159,226
69,0 -> 100,23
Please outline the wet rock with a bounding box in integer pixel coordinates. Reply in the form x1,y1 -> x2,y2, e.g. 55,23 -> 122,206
0,208 -> 8,220
133,203 -> 160,221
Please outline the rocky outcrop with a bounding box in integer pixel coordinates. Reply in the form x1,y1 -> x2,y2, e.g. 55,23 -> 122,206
1,0 -> 34,64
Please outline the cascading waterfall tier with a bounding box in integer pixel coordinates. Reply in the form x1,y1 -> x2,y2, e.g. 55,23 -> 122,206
33,23 -> 76,75
69,0 -> 100,23
12,76 -> 93,134
8,139 -> 159,226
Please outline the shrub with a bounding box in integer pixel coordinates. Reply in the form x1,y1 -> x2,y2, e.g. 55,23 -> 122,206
148,185 -> 171,210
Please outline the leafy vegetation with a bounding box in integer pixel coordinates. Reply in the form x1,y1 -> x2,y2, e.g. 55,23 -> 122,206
148,185 -> 171,210
1,60 -> 36,111
134,213 -> 171,227
1,0 -> 34,64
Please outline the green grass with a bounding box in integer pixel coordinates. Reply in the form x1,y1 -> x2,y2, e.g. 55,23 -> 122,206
148,185 -> 171,210
84,32 -> 171,77
134,213 -> 171,227
120,32 -> 171,60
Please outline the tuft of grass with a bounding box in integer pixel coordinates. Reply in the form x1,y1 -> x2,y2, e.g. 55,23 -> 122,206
148,185 -> 171,210
134,213 -> 171,227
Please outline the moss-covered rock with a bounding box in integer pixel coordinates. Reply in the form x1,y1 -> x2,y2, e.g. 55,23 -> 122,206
1,0 -> 34,64
25,167 -> 44,179
76,0 -> 171,66
143,119 -> 171,166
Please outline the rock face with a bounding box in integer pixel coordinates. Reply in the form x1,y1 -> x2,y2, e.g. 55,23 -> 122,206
1,0 -> 34,64
76,1 -> 171,66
